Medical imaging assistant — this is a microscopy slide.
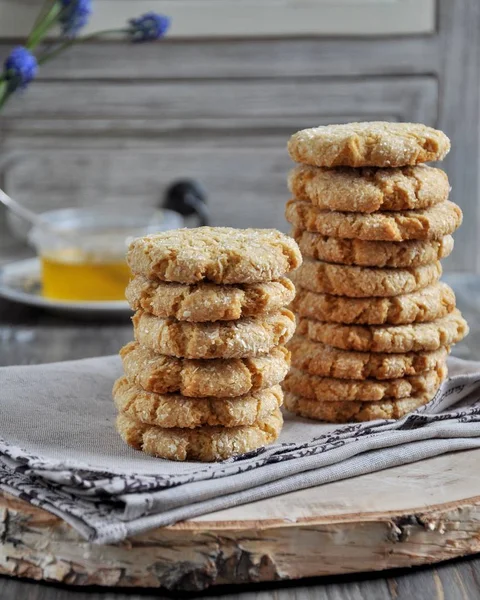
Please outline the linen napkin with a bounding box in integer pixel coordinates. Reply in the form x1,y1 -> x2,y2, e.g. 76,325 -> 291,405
1,354 -> 480,544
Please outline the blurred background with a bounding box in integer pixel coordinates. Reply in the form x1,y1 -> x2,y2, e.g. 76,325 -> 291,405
0,0 -> 478,275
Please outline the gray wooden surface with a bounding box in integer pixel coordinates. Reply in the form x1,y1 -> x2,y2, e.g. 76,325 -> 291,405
0,557 -> 478,600
1,0 -> 479,271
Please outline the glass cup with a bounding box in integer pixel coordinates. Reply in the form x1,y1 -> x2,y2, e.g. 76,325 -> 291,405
28,206 -> 183,302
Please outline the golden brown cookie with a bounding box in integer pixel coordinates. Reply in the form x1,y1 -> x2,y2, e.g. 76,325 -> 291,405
127,227 -> 302,284
293,282 -> 455,325
126,276 -> 295,322
294,229 -> 454,268
120,341 -> 290,397
116,408 -> 283,461
298,309 -> 468,353
283,364 -> 446,402
286,199 -> 462,242
289,337 -> 449,380
288,164 -> 449,213
284,391 -> 436,423
293,259 -> 442,298
113,376 -> 283,429
133,309 -> 296,359
287,122 -> 450,168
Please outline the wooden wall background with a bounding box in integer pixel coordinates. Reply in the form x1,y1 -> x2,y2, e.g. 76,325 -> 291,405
0,0 -> 479,271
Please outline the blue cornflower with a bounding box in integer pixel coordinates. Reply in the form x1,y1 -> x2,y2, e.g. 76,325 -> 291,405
59,0 -> 92,38
3,46 -> 37,91
129,12 -> 170,43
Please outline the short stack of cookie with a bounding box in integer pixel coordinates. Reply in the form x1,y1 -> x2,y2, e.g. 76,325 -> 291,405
113,227 -> 301,461
284,121 -> 469,423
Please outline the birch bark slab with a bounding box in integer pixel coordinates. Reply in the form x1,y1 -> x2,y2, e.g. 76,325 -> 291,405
1,448 -> 480,591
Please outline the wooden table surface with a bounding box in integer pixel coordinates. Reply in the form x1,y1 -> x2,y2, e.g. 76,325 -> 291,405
1,222 -> 480,599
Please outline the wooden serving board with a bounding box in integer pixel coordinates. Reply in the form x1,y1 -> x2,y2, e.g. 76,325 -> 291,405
1,448 -> 480,592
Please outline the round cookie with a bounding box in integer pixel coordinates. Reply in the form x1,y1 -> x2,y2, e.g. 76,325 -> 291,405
293,259 -> 442,298
127,226 -> 302,284
116,408 -> 283,462
293,282 -> 455,325
126,276 -> 295,322
287,122 -> 450,168
284,391 -> 436,423
289,337 -> 449,380
286,199 -> 462,242
294,229 -> 454,268
113,376 -> 283,429
283,364 -> 446,402
120,341 -> 290,397
297,309 -> 469,353
288,164 -> 449,213
133,308 -> 296,359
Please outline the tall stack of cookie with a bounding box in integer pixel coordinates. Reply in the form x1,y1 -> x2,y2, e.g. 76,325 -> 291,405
113,227 -> 301,461
284,122 -> 469,423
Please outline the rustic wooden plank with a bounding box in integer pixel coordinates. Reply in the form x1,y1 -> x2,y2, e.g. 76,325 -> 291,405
0,77 -> 438,123
2,146 -> 293,232
435,0 -> 480,273
1,562 -> 479,599
0,38 -> 439,79
0,318 -> 132,366
0,114 -> 402,140
0,0 -> 436,38
388,560 -> 480,600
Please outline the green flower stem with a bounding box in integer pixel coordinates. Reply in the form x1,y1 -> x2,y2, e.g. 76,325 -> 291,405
0,80 -> 10,111
30,0 -> 57,34
38,29 -> 129,65
26,2 -> 64,50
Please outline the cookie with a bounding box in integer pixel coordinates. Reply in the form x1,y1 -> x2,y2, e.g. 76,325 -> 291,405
293,282 -> 455,325
126,276 -> 295,322
284,391 -> 436,423
293,259 -> 442,298
287,122 -> 450,168
116,408 -> 283,461
127,227 -> 302,284
120,341 -> 290,397
289,337 -> 449,380
286,199 -> 462,242
288,164 -> 449,213
294,229 -> 454,268
133,309 -> 296,359
283,364 -> 446,402
113,376 -> 283,429
298,309 -> 468,353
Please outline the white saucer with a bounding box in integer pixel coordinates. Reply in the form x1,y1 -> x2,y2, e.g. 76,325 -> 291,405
0,258 -> 132,317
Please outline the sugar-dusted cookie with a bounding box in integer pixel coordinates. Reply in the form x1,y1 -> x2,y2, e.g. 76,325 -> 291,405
120,341 -> 290,397
127,227 -> 302,284
284,391 -> 436,423
293,259 -> 441,298
283,364 -> 446,402
116,408 -> 283,461
126,276 -> 295,322
288,164 -> 449,213
133,309 -> 296,359
113,376 -> 283,429
293,282 -> 455,325
287,122 -> 450,168
286,199 -> 462,242
298,309 -> 468,353
289,337 -> 449,380
294,229 -> 454,268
